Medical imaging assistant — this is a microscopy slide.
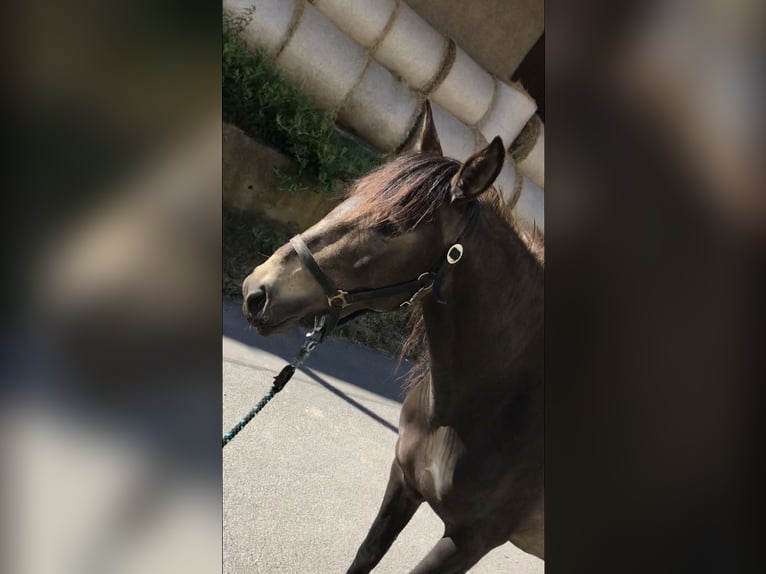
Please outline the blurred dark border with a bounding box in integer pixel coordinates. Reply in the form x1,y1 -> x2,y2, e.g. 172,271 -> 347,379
545,1 -> 763,572
4,2 -> 223,572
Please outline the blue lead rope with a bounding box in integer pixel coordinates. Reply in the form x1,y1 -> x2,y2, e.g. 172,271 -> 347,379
223,317 -> 326,448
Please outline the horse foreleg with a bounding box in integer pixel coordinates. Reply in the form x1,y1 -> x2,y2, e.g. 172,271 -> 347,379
408,529 -> 498,574
346,460 -> 422,574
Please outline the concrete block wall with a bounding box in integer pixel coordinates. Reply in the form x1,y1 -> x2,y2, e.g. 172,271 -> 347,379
224,0 -> 544,234
510,114 -> 545,233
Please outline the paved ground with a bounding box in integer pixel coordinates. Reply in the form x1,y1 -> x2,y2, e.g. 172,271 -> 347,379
223,300 -> 543,573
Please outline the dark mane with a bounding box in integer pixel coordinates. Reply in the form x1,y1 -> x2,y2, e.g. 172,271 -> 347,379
344,152 -> 545,264
343,151 -> 544,392
343,153 -> 460,231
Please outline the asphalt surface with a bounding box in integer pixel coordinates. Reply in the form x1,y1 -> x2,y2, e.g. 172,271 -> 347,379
223,300 -> 543,573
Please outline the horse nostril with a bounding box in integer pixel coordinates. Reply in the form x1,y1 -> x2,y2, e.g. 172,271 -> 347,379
245,288 -> 267,317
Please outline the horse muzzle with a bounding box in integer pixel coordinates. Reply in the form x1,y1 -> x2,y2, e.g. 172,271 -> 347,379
241,280 -> 309,335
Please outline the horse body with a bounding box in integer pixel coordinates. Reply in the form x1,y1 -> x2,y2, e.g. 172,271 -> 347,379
372,195 -> 544,572
242,102 -> 543,572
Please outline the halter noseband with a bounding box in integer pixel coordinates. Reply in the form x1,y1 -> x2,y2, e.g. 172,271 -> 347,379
289,201 -> 481,339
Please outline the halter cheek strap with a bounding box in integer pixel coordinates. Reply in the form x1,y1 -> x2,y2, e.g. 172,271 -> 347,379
288,236 -> 340,301
289,201 -> 481,339
431,200 -> 480,304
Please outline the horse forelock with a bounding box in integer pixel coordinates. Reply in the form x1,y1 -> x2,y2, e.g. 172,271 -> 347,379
343,152 -> 544,262
343,153 -> 460,232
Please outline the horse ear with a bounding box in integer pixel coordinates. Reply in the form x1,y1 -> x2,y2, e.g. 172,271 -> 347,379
450,136 -> 505,202
403,101 -> 442,155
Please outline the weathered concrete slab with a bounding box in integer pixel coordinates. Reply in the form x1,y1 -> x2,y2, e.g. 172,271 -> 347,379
277,3 -> 368,111
406,0 -> 544,80
338,59 -> 421,152
314,0 -> 397,49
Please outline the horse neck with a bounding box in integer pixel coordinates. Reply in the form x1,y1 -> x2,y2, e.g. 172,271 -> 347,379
420,207 -> 543,425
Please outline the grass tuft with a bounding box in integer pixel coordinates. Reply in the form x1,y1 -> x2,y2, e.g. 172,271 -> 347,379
223,12 -> 379,192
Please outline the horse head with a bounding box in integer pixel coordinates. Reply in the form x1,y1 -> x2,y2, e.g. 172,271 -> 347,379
241,101 -> 504,335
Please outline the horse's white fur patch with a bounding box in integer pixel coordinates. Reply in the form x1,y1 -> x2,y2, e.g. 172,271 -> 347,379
353,255 -> 372,269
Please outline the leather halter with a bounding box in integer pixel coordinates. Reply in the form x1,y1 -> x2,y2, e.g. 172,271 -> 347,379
289,201 -> 481,340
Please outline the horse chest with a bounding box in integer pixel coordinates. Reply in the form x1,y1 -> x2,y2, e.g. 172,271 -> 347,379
397,424 -> 501,516
398,426 -> 456,499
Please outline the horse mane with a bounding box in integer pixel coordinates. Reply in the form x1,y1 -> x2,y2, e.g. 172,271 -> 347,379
343,152 -> 544,392
343,152 -> 460,231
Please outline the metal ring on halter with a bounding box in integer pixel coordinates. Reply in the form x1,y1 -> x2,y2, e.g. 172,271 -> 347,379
447,244 -> 464,264
400,272 -> 436,307
327,290 -> 349,309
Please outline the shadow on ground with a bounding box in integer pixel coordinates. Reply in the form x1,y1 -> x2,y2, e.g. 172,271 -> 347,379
223,299 -> 410,405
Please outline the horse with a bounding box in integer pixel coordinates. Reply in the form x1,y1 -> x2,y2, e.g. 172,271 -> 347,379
241,101 -> 544,573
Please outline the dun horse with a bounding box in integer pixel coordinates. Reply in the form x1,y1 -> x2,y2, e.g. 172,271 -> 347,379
242,102 -> 544,573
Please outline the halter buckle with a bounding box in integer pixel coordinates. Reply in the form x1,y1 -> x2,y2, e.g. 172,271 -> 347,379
327,290 -> 349,308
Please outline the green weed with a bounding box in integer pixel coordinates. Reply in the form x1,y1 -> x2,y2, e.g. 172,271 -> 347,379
223,12 -> 379,192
